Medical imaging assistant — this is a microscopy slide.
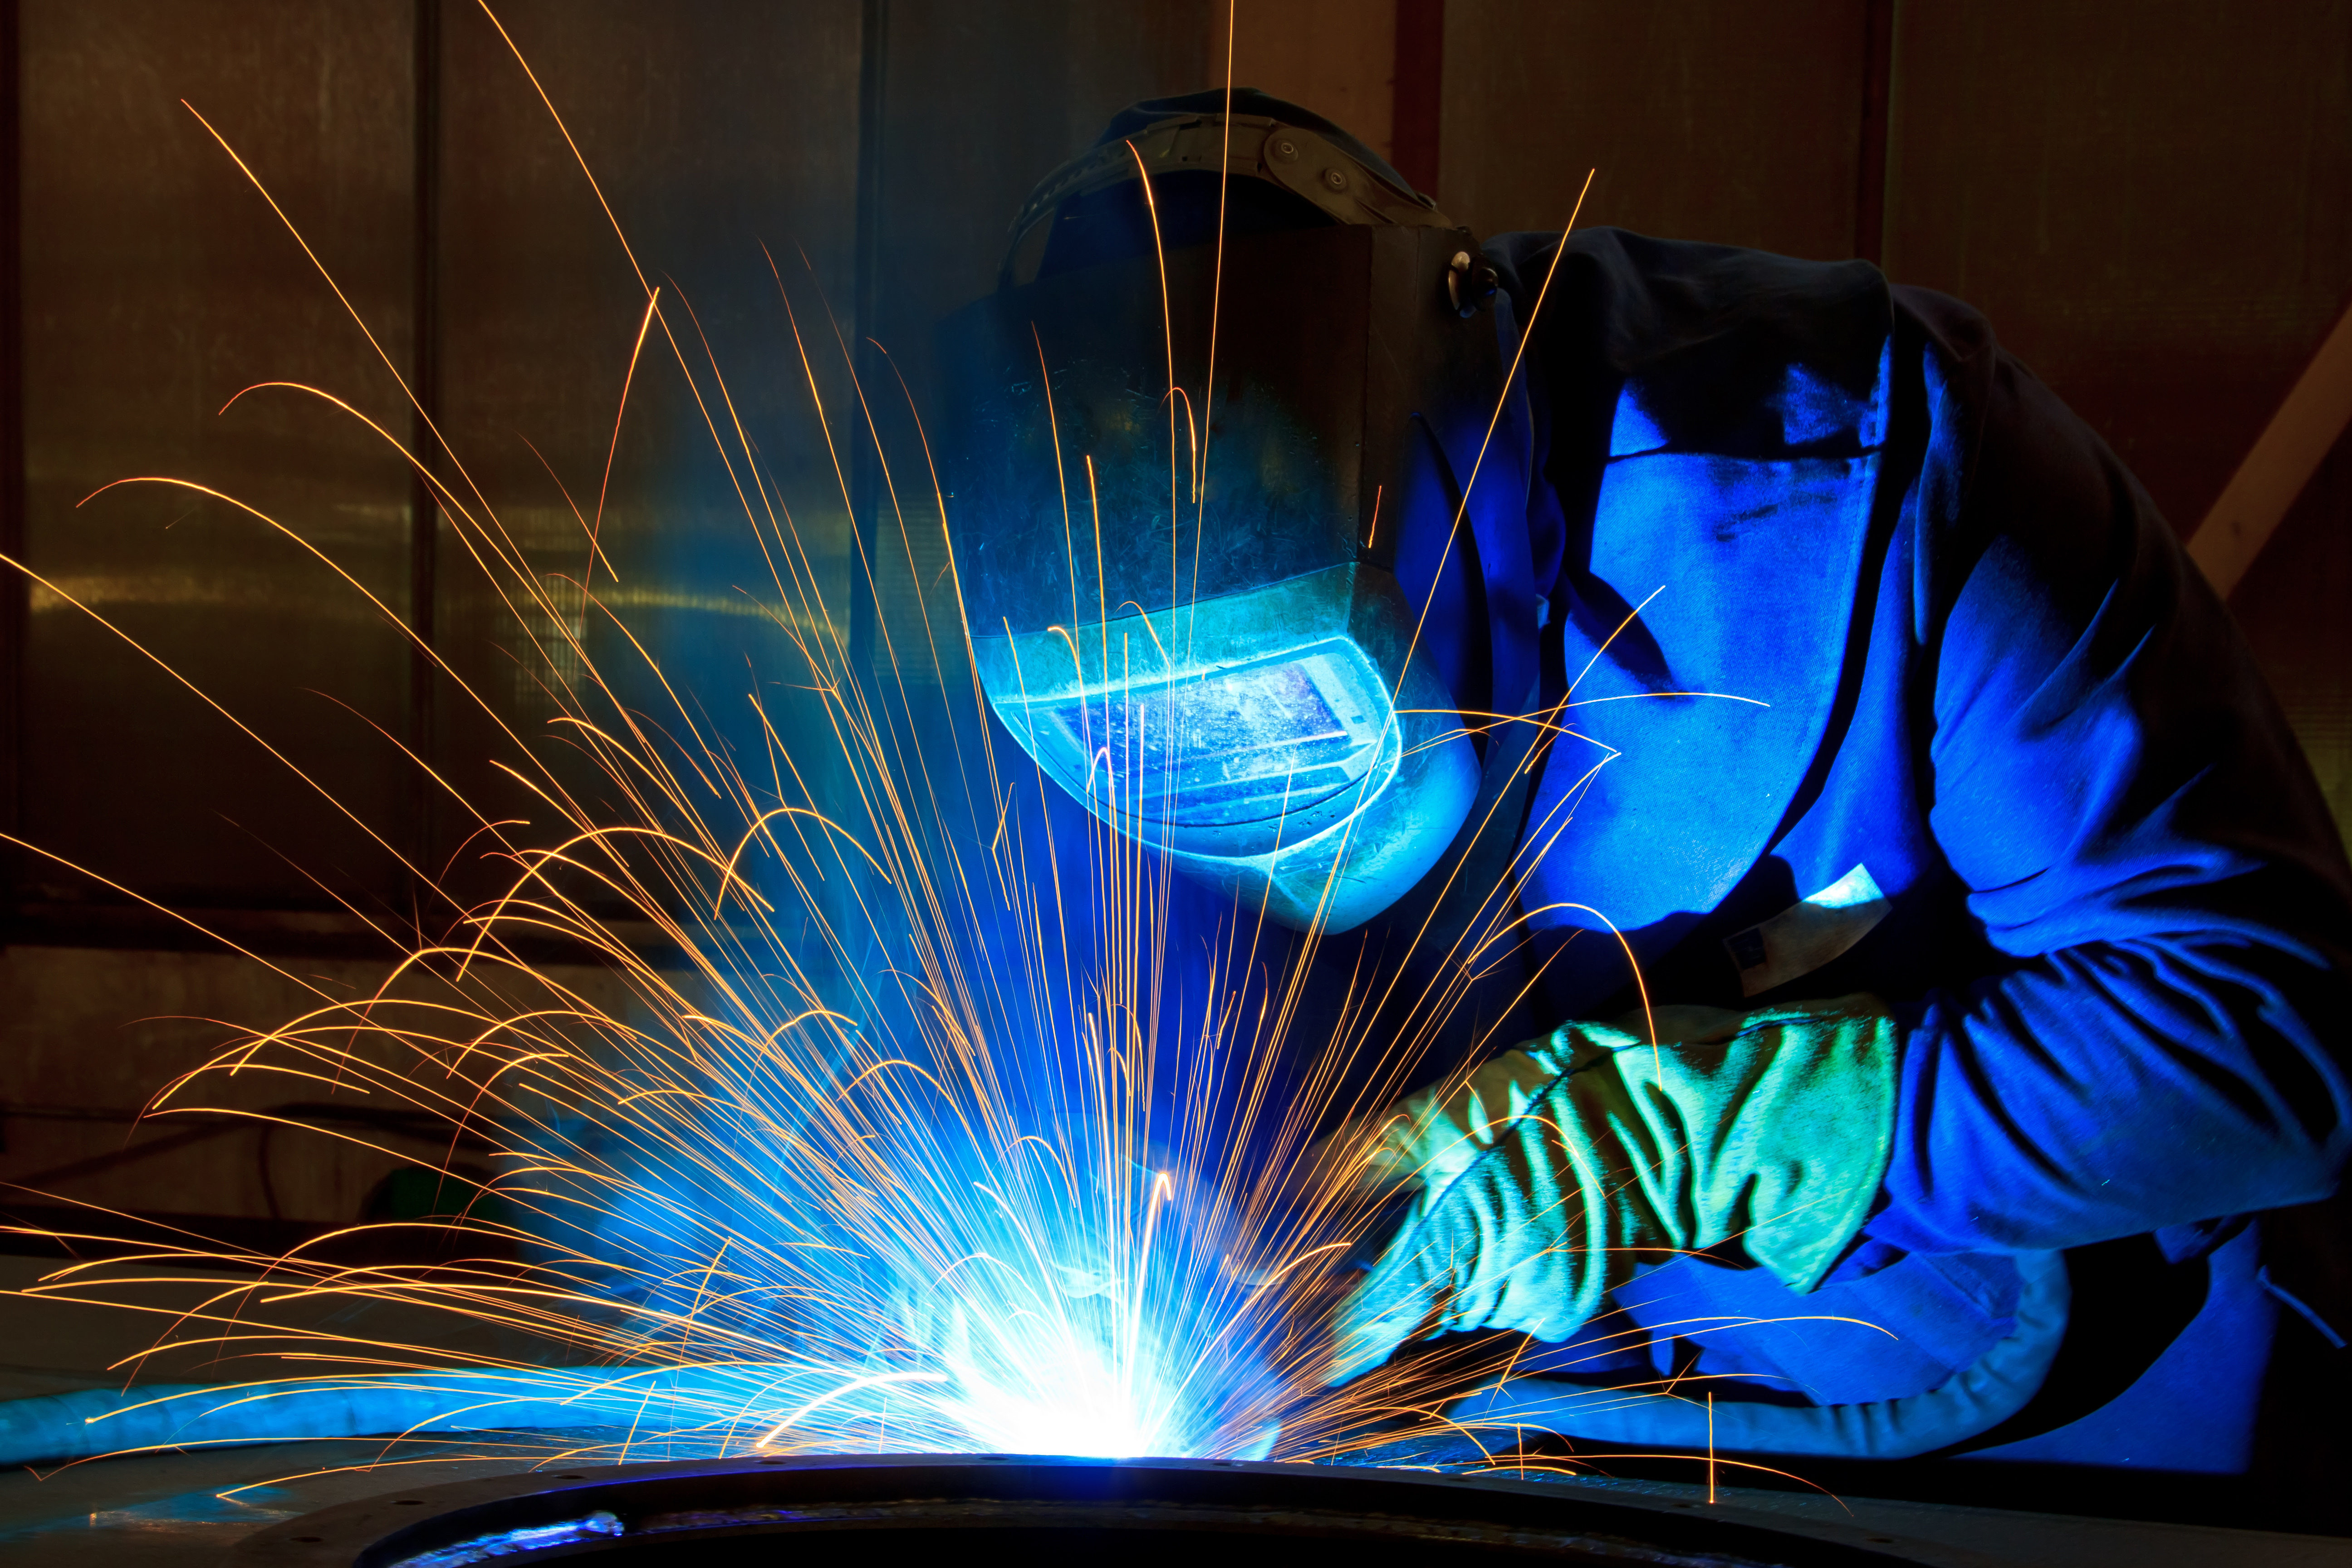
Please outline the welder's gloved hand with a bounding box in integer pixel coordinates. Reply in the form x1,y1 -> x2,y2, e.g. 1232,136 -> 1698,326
1324,996 -> 1899,1383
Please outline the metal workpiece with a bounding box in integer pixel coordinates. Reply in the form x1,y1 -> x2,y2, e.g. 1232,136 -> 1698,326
225,1452 -> 1932,1568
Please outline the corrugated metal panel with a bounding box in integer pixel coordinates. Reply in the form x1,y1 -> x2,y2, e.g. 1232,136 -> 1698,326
0,943 -> 632,1224
1210,0 -> 1397,160
19,0 -> 419,906
430,0 -> 862,910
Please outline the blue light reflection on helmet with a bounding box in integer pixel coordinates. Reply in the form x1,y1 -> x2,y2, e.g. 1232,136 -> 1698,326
975,564 -> 1479,933
1048,647 -> 1384,841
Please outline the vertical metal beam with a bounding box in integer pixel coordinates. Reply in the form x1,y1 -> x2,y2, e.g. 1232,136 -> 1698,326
847,0 -> 888,680
0,0 -> 21,911
1391,0 -> 1444,197
1854,0 -> 1896,266
409,0 -> 442,909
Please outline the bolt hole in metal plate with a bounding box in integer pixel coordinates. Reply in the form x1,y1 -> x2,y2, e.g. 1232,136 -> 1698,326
226,1455 -> 1926,1568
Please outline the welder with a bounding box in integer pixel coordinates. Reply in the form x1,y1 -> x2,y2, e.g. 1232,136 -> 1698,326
938,91 -> 2352,1519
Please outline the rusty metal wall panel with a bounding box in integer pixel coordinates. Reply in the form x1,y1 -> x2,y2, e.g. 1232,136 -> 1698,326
1883,1 -> 2352,533
1438,0 -> 1871,260
1884,2 -> 2352,848
0,943 -> 634,1224
19,0 -> 420,907
1209,0 -> 1396,159
865,0 -> 1214,697
430,1 -> 862,908
871,0 -> 1216,396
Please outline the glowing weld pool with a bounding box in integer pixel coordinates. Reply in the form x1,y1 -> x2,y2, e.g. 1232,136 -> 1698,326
226,1453 -> 1924,1567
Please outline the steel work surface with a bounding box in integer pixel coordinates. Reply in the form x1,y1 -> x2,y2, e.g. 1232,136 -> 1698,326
3,1441 -> 2348,1568
0,1258 -> 2344,1568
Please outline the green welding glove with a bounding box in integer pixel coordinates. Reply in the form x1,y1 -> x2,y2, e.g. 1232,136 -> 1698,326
1325,996 -> 1900,1384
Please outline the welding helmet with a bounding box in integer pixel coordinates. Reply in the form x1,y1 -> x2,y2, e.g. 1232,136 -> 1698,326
939,91 -> 1533,933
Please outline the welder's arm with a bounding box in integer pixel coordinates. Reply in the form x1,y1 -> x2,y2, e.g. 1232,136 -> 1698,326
1327,1000 -> 1896,1382
1861,290 -> 2352,1261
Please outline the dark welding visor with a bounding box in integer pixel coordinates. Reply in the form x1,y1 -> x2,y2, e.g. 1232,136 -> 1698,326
943,220 -> 1502,636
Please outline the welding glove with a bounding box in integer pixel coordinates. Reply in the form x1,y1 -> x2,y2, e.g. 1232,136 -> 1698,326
1324,996 -> 1899,1383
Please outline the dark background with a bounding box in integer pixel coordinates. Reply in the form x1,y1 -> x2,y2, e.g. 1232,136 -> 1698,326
0,0 -> 2345,1244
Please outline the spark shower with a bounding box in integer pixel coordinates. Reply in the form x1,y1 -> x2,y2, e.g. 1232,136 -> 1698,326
0,10 -> 1562,1475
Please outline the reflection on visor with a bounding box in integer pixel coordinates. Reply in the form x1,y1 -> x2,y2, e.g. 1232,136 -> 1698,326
1049,647 -> 1390,829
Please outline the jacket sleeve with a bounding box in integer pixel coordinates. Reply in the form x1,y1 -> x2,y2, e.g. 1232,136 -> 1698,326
1866,286 -> 2352,1258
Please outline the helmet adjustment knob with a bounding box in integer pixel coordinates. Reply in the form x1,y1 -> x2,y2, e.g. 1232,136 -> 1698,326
1446,249 -> 1500,318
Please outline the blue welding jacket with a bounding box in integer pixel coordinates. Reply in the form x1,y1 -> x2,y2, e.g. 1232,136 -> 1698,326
1453,228 -> 2352,1478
